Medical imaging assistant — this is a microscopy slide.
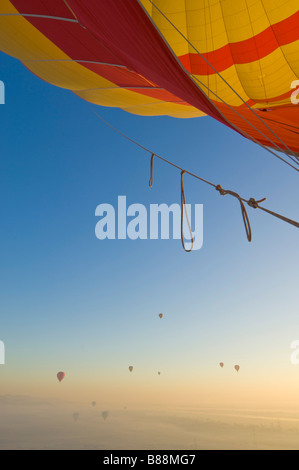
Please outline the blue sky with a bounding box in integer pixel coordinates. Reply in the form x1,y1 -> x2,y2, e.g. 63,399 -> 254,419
0,51 -> 299,407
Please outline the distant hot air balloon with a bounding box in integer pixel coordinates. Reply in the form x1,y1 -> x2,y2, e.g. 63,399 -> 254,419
57,371 -> 65,382
234,365 -> 240,372
158,314 -> 163,319
158,371 -> 161,375
92,401 -> 96,408
219,362 -> 224,368
72,412 -> 79,422
102,411 -> 109,421
128,366 -> 133,373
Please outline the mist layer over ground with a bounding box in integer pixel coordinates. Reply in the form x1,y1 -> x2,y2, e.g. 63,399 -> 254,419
1,396 -> 299,450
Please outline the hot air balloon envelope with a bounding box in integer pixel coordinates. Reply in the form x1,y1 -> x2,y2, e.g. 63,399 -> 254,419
57,371 -> 65,382
0,1 -> 298,157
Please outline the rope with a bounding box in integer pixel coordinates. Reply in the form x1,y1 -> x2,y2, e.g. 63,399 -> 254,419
247,199 -> 299,228
88,105 -> 299,249
0,13 -> 78,23
89,105 -> 215,188
149,153 -> 154,187
180,171 -> 194,252
216,185 -> 252,242
62,0 -> 79,21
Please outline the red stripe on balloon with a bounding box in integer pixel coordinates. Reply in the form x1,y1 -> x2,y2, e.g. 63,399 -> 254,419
179,10 -> 299,75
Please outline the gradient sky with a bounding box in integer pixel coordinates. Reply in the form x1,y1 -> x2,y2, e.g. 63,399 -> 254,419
0,50 -> 299,412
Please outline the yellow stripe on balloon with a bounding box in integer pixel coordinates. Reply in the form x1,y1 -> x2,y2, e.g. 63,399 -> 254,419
0,0 -> 203,117
140,0 -> 299,54
75,88 -> 205,117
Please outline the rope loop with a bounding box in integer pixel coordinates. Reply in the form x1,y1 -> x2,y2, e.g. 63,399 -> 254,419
149,153 -> 155,187
180,171 -> 194,252
240,199 -> 252,242
216,184 -> 252,242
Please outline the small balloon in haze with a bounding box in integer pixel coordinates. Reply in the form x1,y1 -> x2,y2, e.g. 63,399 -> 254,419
158,313 -> 163,319
73,412 -> 79,422
234,365 -> 240,372
102,411 -> 109,421
158,371 -> 161,375
129,366 -> 133,372
57,371 -> 65,382
219,362 -> 224,368
92,401 -> 96,407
